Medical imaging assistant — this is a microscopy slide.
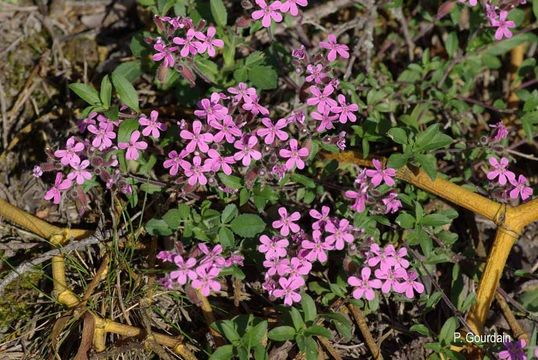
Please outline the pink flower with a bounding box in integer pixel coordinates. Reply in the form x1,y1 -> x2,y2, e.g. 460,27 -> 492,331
44,172 -> 72,204
88,121 -> 116,150
307,85 -> 337,113
173,28 -> 199,57
228,83 -> 257,104
263,257 -> 286,277
486,157 -> 516,186
319,34 -> 350,62
170,255 -> 197,285
344,189 -> 368,213
492,11 -> 516,41
33,165 -> 43,178
242,96 -> 269,116
311,110 -> 337,132
233,135 -> 262,166
272,207 -> 301,236
118,131 -> 147,161
257,117 -> 289,145
252,0 -> 283,28
163,150 -> 188,176
272,276 -> 304,306
194,94 -> 229,123
152,40 -> 177,68
180,120 -> 214,154
367,243 -> 396,268
457,0 -> 477,6
54,137 -> 85,166
194,26 -> 224,57
210,115 -> 243,144
183,155 -> 211,186
393,270 -> 424,299
198,244 -> 226,268
382,191 -> 402,214
205,149 -> 235,175
309,206 -> 330,230
498,339 -> 527,360
305,64 -> 327,84
281,257 -> 312,277
156,250 -> 175,263
259,235 -> 289,259
325,218 -> 354,250
386,245 -> 409,269
509,175 -> 533,201
374,264 -> 407,294
333,94 -> 358,123
279,0 -> 307,16
279,139 -> 309,170
301,230 -> 333,263
365,159 -> 396,187
191,265 -> 221,296
348,267 -> 382,301
139,110 -> 166,139
490,121 -> 508,141
67,158 -> 92,185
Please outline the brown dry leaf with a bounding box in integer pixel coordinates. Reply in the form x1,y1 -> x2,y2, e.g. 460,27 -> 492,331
73,313 -> 95,360
51,314 -> 72,358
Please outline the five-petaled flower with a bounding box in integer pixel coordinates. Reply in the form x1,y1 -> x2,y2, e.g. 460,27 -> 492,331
348,267 -> 382,301
365,159 -> 396,187
273,276 -> 305,305
118,130 -> 148,161
486,157 -> 516,186
252,0 -> 283,28
272,207 -> 301,236
492,10 -> 516,40
44,172 -> 72,204
319,34 -> 350,62
279,139 -> 309,170
139,110 -> 166,139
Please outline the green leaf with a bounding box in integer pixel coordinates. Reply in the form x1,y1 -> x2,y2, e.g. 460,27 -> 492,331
421,213 -> 451,227
230,214 -> 266,238
111,73 -> 139,112
445,32 -> 458,58
218,173 -> 243,189
521,111 -> 538,140
245,321 -> 268,348
291,174 -> 316,189
117,118 -> 139,143
209,345 -> 234,360
195,57 -> 219,83
145,219 -> 172,236
290,307 -> 305,331
100,75 -> 112,109
534,0 -> 538,20
221,204 -> 238,223
485,33 -> 538,56
114,60 -> 143,82
410,324 -> 431,336
218,227 -> 235,248
213,320 -> 241,343
387,153 -> 410,169
415,154 -> 438,180
268,326 -> 296,341
303,325 -> 332,339
249,65 -> 278,90
396,213 -> 415,229
387,127 -> 408,145
210,0 -> 228,27
415,124 -> 440,150
69,83 -> 101,106
304,336 -> 318,360
439,317 -> 458,345
301,293 -> 317,323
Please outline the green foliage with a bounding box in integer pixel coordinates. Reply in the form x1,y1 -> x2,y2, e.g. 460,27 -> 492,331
210,315 -> 268,360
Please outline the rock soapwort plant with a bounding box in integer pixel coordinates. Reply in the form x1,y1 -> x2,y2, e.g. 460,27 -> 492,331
1,0 -> 538,360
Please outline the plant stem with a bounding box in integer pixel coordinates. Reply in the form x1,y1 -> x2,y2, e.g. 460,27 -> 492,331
348,304 -> 383,360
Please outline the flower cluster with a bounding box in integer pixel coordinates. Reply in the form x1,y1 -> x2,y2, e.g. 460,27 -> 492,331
162,85 -> 312,188
486,157 -> 533,201
251,0 -> 309,28
151,15 -> 224,69
347,243 -> 424,300
35,109 -> 167,207
259,206 -> 364,306
344,159 -> 402,214
457,0 -> 525,40
157,244 -> 244,296
498,338 -> 529,360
